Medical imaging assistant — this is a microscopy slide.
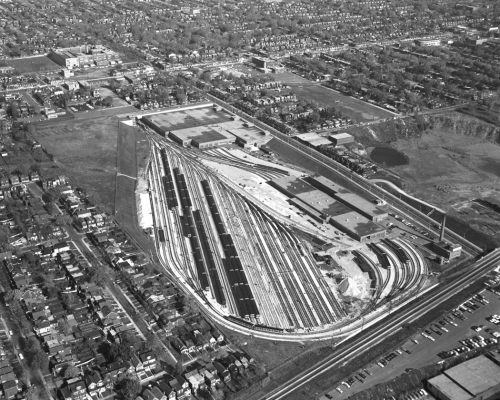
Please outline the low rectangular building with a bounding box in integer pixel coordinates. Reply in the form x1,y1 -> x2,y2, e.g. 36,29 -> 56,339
329,211 -> 386,242
432,242 -> 462,260
415,39 -> 441,47
295,132 -> 332,149
428,355 -> 500,400
168,125 -> 235,149
329,132 -> 354,146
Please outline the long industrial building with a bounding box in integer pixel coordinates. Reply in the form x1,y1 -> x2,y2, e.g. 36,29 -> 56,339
142,106 -> 272,149
427,355 -> 500,400
269,175 -> 386,242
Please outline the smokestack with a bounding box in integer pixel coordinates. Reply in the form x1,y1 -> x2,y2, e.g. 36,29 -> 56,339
439,214 -> 446,242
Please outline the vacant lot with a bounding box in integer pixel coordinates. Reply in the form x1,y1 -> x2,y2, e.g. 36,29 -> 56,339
99,87 -> 131,107
32,116 -> 118,212
385,120 -> 500,247
7,56 -> 60,73
292,85 -> 395,123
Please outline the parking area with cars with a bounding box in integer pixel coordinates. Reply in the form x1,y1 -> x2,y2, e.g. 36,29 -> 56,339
319,289 -> 500,400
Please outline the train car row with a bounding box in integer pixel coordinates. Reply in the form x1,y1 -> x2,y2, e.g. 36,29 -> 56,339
368,243 -> 391,269
181,205 -> 210,290
201,180 -> 227,235
193,210 -> 226,306
160,150 -> 179,209
173,167 -> 193,210
352,250 -> 377,290
222,256 -> 259,318
382,239 -> 410,265
201,179 -> 260,320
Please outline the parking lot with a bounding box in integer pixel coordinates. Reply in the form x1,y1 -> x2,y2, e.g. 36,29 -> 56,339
320,288 -> 500,399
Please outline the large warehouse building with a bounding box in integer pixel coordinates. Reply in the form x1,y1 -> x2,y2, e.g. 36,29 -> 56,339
270,175 -> 386,242
329,132 -> 354,146
308,175 -> 389,222
427,355 -> 500,400
141,105 -> 271,149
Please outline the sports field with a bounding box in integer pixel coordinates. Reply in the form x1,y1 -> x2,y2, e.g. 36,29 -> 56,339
292,85 -> 395,123
7,56 -> 61,74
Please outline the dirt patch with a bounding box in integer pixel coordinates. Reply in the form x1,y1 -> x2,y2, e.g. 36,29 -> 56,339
367,111 -> 500,246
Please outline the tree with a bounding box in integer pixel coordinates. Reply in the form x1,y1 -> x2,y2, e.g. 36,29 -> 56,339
58,319 -> 71,335
5,289 -> 22,302
103,96 -> 113,107
175,360 -> 184,374
63,364 -> 80,379
115,373 -> 141,400
55,214 -> 73,226
88,266 -> 113,288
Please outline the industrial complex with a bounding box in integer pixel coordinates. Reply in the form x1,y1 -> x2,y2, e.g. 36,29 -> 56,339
270,175 -> 387,242
138,104 -> 455,335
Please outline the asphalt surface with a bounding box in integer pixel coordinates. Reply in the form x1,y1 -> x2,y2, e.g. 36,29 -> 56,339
320,288 -> 500,399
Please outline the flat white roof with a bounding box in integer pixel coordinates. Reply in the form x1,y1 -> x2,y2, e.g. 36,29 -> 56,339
330,132 -> 353,139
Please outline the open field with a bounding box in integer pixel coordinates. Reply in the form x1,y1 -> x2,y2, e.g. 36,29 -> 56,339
32,116 -> 119,212
7,56 -> 60,74
275,71 -> 311,84
291,85 -> 395,123
380,116 -> 500,247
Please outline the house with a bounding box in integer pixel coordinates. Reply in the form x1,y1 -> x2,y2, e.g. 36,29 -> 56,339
3,380 -> 19,399
199,367 -> 219,389
157,381 -> 175,400
184,370 -> 206,393
130,353 -> 143,372
151,386 -> 167,400
67,378 -> 87,400
84,371 -> 105,398
212,329 -> 224,342
139,351 -> 156,370
53,241 -> 70,255
169,375 -> 191,399
213,361 -> 231,382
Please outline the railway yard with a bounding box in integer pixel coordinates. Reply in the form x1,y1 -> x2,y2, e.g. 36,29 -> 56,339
138,105 -> 434,337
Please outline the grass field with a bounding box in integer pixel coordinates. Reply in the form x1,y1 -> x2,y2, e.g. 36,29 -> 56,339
7,56 -> 61,74
32,116 -> 119,212
276,71 -> 311,84
292,85 -> 395,123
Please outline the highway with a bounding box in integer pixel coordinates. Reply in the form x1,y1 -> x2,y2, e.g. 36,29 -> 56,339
261,248 -> 500,400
